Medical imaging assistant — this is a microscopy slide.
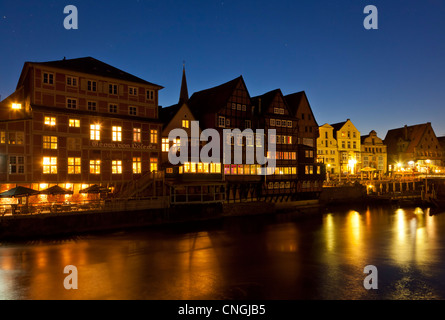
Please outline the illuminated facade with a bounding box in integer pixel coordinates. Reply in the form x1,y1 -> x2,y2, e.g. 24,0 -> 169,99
317,123 -> 339,174
331,119 -> 361,175
361,130 -> 387,174
384,123 -> 444,174
0,57 -> 163,197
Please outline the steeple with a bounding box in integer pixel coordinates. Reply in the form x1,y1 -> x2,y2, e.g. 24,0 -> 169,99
179,62 -> 189,104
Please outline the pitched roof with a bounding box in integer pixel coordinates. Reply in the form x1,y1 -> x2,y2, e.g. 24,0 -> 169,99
384,123 -> 430,154
159,104 -> 182,127
251,89 -> 288,116
284,91 -> 318,125
329,120 -> 348,139
19,57 -> 163,88
188,76 -> 245,117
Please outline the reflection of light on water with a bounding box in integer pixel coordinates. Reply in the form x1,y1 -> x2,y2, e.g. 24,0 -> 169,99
396,209 -> 405,242
324,213 -> 335,252
349,210 -> 361,246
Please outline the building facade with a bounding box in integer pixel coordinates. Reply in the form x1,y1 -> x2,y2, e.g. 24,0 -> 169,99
361,130 -> 387,175
384,123 -> 444,174
331,119 -> 361,175
317,123 -> 339,175
0,57 -> 163,198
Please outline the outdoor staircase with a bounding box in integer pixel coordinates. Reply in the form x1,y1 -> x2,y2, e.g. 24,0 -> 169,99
114,171 -> 164,199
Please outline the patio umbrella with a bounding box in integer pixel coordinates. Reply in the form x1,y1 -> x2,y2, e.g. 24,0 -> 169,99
0,186 -> 40,198
40,185 -> 73,195
79,184 -> 111,194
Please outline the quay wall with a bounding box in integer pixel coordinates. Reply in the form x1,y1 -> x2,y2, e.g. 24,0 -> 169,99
0,200 -> 321,240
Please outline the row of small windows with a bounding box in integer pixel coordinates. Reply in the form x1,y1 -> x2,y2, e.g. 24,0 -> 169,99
43,72 -> 156,100
66,98 -> 142,116
270,119 -> 292,128
0,131 -> 24,145
42,117 -> 158,143
41,157 -> 157,175
267,180 -> 319,190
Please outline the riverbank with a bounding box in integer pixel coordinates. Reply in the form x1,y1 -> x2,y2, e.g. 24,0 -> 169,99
0,199 -> 323,241
1,183 -> 437,241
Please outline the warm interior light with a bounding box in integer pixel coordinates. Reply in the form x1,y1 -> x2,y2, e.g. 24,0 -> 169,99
12,103 -> 22,110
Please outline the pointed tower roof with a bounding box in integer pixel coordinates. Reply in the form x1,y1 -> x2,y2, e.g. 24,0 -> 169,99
179,63 -> 189,104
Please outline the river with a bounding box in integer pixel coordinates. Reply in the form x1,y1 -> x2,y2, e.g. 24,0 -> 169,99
1,205 -> 445,300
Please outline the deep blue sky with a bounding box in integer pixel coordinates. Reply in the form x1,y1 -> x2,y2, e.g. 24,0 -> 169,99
1,0 -> 444,137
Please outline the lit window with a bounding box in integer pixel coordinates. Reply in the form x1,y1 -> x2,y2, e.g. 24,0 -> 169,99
112,160 -> 122,174
8,132 -> 24,145
90,160 -> 101,174
133,157 -> 142,174
90,124 -> 100,140
69,119 -> 80,127
150,158 -> 158,172
133,128 -> 141,142
182,120 -> 190,128
44,116 -> 56,126
9,156 -> 25,174
43,136 -> 57,149
0,131 -> 5,144
12,103 -> 22,110
150,129 -> 158,144
43,157 -> 57,174
68,157 -> 81,174
112,126 -> 122,142
162,138 -> 169,152
43,73 -> 54,85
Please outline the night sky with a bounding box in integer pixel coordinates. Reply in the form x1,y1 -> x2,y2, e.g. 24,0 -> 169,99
1,0 -> 444,137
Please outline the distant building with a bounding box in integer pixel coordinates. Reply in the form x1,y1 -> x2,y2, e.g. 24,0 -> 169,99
384,122 -> 444,174
0,57 -> 163,198
330,119 -> 361,175
317,123 -> 339,174
361,130 -> 387,175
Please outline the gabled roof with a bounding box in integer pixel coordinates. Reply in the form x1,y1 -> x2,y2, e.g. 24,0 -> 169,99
159,104 -> 182,127
251,89 -> 290,116
384,123 -> 430,154
18,57 -> 163,89
284,91 -> 318,125
330,120 -> 348,139
188,76 -> 247,117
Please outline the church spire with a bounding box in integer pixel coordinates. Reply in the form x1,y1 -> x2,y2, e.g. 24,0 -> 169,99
179,62 -> 189,104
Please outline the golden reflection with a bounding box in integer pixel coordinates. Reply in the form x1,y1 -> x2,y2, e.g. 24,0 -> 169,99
174,232 -> 222,299
324,213 -> 335,252
348,210 -> 361,246
396,208 -> 406,243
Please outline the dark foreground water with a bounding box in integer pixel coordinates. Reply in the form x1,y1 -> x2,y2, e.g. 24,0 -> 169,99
1,205 -> 445,300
